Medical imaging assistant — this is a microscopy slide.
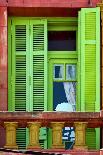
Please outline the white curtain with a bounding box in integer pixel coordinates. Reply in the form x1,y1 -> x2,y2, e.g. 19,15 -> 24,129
63,82 -> 76,111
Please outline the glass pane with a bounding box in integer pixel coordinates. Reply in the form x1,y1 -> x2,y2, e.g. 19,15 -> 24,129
53,82 -> 76,149
48,31 -> 76,51
53,82 -> 76,111
66,65 -> 76,80
53,64 -> 64,80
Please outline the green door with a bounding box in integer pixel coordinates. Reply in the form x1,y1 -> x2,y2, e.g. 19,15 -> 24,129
8,19 -> 30,149
48,58 -> 77,148
29,19 -> 48,148
8,18 -> 47,149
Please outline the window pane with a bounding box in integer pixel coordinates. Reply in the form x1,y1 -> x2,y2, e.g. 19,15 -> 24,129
66,65 -> 76,80
53,64 -> 64,80
53,82 -> 76,148
53,82 -> 76,111
48,31 -> 76,51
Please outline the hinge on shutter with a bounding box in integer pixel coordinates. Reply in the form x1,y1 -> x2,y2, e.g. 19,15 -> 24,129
11,20 -> 12,35
29,25 -> 31,34
11,76 -> 12,86
29,76 -> 31,85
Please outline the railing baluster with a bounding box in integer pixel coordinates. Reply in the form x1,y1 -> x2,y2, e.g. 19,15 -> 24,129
50,122 -> 65,149
4,122 -> 18,149
27,122 -> 41,149
73,122 -> 88,150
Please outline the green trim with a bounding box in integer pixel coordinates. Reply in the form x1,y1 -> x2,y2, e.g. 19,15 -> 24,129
8,18 -> 12,111
12,21 -> 16,111
44,19 -> 48,111
48,52 -> 77,59
29,21 -> 33,111
77,11 -> 81,111
80,9 -> 85,111
48,60 -> 53,111
48,26 -> 77,31
95,7 -> 100,112
26,21 -> 30,111
96,128 -> 100,149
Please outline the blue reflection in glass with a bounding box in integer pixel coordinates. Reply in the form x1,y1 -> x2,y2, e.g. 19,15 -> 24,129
54,65 -> 63,80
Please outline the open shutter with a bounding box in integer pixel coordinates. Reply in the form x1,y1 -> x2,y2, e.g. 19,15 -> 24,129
78,8 -> 100,149
11,19 -> 30,149
30,19 -> 47,148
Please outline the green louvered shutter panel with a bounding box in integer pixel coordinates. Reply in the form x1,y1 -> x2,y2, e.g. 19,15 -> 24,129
78,8 -> 100,149
30,19 -> 47,148
11,19 -> 30,149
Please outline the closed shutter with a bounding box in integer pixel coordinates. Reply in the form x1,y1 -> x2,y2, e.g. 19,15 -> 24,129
86,128 -> 96,149
29,20 -> 47,148
10,19 -> 30,149
9,19 -> 48,149
78,8 -> 100,149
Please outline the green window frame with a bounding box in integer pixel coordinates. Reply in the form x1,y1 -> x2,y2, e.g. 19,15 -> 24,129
48,20 -> 78,111
8,8 -> 100,150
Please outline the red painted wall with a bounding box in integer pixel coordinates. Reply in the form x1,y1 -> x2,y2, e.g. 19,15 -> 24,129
0,0 -> 101,8
0,7 -> 7,111
0,6 -> 7,147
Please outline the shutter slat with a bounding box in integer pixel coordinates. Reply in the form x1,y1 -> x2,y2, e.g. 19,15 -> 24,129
16,128 -> 26,149
15,55 -> 26,112
33,25 -> 44,51
15,25 -> 26,52
33,55 -> 44,111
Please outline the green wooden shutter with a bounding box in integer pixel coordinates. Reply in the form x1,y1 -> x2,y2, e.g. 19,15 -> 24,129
12,19 -> 30,112
8,19 -> 48,149
30,19 -> 47,148
78,8 -> 100,149
30,20 -> 47,112
10,19 -> 30,149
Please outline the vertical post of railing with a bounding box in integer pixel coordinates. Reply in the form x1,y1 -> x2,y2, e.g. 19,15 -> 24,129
4,122 -> 18,149
50,122 -> 65,149
27,122 -> 41,149
73,122 -> 88,150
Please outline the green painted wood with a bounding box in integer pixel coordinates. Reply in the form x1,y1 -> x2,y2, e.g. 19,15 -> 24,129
79,7 -> 100,149
8,18 -> 12,111
77,11 -> 81,111
9,19 -> 30,149
30,19 -> 48,148
12,19 -> 30,112
48,58 -> 77,148
86,128 -> 96,149
30,19 -> 47,112
8,18 -> 48,149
